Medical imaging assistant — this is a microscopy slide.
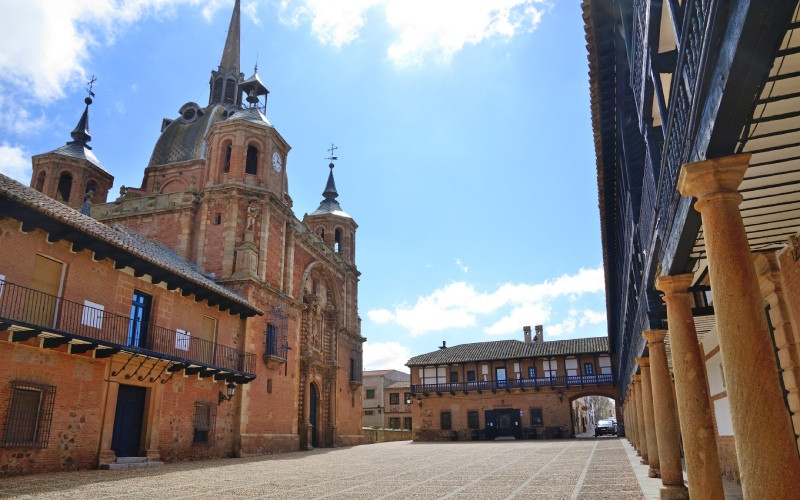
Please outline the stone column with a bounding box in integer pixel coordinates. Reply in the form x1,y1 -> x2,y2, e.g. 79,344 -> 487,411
678,154 -> 800,497
656,274 -> 724,500
628,384 -> 639,452
633,374 -> 648,463
643,330 -> 688,499
637,358 -> 660,477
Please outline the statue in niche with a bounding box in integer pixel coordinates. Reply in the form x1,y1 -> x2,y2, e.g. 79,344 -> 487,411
246,202 -> 258,232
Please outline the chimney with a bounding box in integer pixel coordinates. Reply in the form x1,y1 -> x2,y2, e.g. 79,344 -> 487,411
523,326 -> 532,343
535,325 -> 544,343
439,340 -> 447,350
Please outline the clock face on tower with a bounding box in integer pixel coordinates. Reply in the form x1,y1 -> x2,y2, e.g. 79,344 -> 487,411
272,151 -> 283,172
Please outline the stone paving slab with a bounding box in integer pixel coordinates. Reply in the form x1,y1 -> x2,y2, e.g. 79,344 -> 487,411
0,439 -> 652,499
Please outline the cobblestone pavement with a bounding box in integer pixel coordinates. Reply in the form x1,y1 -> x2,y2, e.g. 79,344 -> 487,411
0,439 -> 646,499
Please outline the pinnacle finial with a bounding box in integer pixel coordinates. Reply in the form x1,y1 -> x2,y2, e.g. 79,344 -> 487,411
219,0 -> 241,74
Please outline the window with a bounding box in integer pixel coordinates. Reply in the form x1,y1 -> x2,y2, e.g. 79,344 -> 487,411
450,371 -> 459,383
528,366 -> 536,378
530,407 -> 543,427
389,418 -> 400,429
213,213 -> 221,225
404,392 -> 412,405
404,417 -> 412,430
245,146 -> 258,175
1,381 -> 56,449
34,171 -> 46,192
364,410 -> 374,416
127,290 -> 152,348
467,370 -> 476,382
584,363 -> 594,375
223,145 -> 232,173
467,411 -> 479,429
57,173 -> 72,202
193,402 -> 216,444
440,411 -> 452,430
389,393 -> 399,405
224,78 -> 236,104
266,323 -> 277,356
334,228 -> 342,253
366,389 -> 375,399
266,379 -> 272,394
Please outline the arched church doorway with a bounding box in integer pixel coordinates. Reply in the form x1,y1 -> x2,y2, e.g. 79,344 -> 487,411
309,383 -> 319,448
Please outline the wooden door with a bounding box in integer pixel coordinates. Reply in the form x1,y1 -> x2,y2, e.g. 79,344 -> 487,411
111,385 -> 146,457
309,384 -> 318,448
199,316 -> 216,364
23,255 -> 63,328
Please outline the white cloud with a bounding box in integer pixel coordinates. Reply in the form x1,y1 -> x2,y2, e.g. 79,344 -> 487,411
366,267 -> 605,337
280,0 -> 550,66
454,258 -> 468,273
363,341 -> 411,370
0,143 -> 32,184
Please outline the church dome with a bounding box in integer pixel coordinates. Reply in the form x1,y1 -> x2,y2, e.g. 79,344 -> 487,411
148,104 -> 228,167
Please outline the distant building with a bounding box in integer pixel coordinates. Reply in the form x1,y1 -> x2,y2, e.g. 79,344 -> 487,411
406,326 -> 616,441
362,370 -> 411,429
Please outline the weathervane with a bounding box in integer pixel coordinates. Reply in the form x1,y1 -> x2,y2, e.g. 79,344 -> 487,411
325,143 -> 338,168
85,74 -> 97,99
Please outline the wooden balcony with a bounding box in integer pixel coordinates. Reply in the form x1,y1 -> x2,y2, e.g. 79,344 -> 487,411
0,278 -> 255,382
411,373 -> 615,395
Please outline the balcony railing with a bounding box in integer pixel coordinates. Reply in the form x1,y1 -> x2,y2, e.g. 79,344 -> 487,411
411,373 -> 615,394
0,279 -> 255,376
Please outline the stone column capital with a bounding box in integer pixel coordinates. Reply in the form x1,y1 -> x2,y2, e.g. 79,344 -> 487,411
636,357 -> 650,368
655,274 -> 694,296
632,374 -> 642,383
643,329 -> 667,344
678,153 -> 750,201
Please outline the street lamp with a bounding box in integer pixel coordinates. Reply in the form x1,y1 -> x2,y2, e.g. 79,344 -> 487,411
218,381 -> 236,405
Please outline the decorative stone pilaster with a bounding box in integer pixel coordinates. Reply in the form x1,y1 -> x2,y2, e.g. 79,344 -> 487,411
754,252 -> 800,448
656,274 -> 724,499
637,357 -> 660,477
633,374 -> 648,463
678,154 -> 800,497
643,330 -> 688,499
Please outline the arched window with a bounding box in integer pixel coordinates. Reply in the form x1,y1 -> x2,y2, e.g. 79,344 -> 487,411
245,145 -> 258,175
34,171 -> 46,192
222,143 -> 232,173
317,227 -> 324,239
212,77 -> 223,103
334,228 -> 342,253
57,173 -> 72,202
224,78 -> 236,104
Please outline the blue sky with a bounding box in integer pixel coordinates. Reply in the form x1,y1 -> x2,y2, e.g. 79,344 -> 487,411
0,0 -> 605,371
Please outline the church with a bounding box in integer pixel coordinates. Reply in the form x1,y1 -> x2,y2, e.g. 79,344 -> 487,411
0,0 -> 364,475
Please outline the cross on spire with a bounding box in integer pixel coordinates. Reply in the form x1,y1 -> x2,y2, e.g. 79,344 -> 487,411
325,143 -> 338,166
85,75 -> 97,99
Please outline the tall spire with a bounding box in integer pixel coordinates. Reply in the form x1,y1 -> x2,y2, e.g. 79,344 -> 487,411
219,0 -> 241,74
208,0 -> 244,106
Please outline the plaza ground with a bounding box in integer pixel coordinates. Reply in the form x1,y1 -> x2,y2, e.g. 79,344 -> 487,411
0,438 -> 742,499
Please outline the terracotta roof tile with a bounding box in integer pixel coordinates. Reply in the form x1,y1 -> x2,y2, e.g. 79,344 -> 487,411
0,173 -> 262,316
406,337 -> 609,366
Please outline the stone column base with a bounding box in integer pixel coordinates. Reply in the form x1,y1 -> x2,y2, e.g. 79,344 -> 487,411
146,449 -> 160,462
660,484 -> 689,500
648,467 -> 661,478
640,458 -> 649,465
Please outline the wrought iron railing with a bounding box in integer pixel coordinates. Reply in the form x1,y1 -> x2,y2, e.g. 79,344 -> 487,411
0,279 -> 254,374
411,373 -> 614,394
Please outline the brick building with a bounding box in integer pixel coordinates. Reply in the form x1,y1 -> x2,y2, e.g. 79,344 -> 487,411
584,0 -> 800,497
361,370 -> 412,429
0,0 -> 364,475
406,326 -> 616,441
